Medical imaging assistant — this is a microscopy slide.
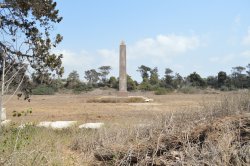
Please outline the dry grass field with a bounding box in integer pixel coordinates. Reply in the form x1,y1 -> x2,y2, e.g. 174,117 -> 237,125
1,90 -> 249,165
6,90 -> 223,123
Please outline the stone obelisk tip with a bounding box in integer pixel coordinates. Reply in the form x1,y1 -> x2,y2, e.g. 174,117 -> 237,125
120,40 -> 125,45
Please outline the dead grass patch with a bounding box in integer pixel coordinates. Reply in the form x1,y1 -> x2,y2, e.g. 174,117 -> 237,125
87,96 -> 147,103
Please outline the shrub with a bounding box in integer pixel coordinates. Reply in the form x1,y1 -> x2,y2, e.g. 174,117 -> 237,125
32,85 -> 55,95
220,85 -> 229,91
73,83 -> 92,94
138,81 -> 153,91
154,88 -> 169,95
178,86 -> 199,94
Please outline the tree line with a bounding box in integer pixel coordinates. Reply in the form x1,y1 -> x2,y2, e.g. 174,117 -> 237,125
28,63 -> 250,95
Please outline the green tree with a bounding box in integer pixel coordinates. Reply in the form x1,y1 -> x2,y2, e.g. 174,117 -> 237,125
137,65 -> 151,82
231,66 -> 246,88
98,66 -> 111,85
31,71 -> 53,85
127,75 -> 136,91
217,71 -> 227,88
164,68 -> 174,88
187,72 -> 206,87
65,70 -> 80,89
246,64 -> 250,76
149,67 -> 159,85
84,69 -> 100,86
108,76 -> 118,89
173,73 -> 183,88
207,76 -> 218,88
246,64 -> 250,88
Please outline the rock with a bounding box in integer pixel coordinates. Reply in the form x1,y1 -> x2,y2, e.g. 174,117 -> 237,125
37,121 -> 52,128
144,98 -> 154,102
37,121 -> 77,129
50,121 -> 77,129
79,122 -> 104,129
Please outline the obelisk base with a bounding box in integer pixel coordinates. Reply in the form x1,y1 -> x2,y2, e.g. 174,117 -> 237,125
117,91 -> 128,97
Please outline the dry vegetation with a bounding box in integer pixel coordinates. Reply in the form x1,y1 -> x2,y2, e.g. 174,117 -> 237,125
0,90 -> 249,165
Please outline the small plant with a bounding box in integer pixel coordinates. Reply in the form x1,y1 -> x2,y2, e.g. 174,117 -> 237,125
73,83 -> 92,94
32,85 -> 55,95
12,108 -> 32,117
154,87 -> 171,95
220,85 -> 229,91
178,86 -> 199,94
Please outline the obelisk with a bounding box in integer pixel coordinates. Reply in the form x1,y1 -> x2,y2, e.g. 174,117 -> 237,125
119,41 -> 127,96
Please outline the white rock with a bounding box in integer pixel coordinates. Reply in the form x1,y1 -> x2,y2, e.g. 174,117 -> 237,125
37,121 -> 52,128
79,122 -> 104,129
144,98 -> 153,102
0,119 -> 11,126
37,121 -> 77,129
50,121 -> 77,129
1,108 -> 6,121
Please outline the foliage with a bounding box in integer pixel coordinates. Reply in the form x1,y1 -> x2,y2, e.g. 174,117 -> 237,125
73,83 -> 92,94
178,86 -> 199,94
217,71 -> 227,88
154,87 -> 171,95
32,84 -> 55,95
149,67 -> 159,85
164,68 -> 174,88
65,70 -> 80,89
127,75 -> 137,91
12,108 -> 32,117
172,73 -> 183,88
0,0 -> 63,97
137,65 -> 151,81
187,72 -> 206,87
207,76 -> 218,88
98,66 -> 111,86
84,69 -> 100,86
108,76 -> 118,89
138,80 -> 153,91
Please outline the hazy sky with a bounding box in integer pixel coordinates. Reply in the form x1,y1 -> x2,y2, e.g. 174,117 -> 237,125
54,0 -> 250,81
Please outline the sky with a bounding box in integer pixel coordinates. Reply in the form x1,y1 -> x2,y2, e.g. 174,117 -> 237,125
54,0 -> 250,81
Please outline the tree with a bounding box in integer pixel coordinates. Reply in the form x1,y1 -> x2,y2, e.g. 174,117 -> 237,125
164,68 -> 174,88
187,72 -> 206,87
0,0 -> 63,120
84,69 -> 100,86
98,66 -> 111,85
65,70 -> 80,89
207,76 -> 218,88
127,75 -> 136,91
31,71 -> 53,85
217,71 -> 227,88
231,66 -> 246,88
246,64 -> 250,88
137,65 -> 151,81
149,67 -> 159,85
173,73 -> 183,88
0,0 -> 63,78
246,64 -> 250,76
108,76 -> 118,89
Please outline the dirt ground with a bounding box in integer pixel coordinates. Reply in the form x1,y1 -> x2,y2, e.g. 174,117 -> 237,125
4,91 -> 225,123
